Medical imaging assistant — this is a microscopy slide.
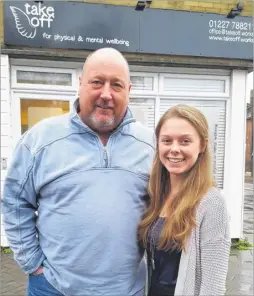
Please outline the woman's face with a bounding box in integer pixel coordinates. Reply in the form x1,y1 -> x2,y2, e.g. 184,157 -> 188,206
158,117 -> 203,176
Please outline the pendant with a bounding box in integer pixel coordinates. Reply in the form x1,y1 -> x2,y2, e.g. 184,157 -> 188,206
151,258 -> 155,270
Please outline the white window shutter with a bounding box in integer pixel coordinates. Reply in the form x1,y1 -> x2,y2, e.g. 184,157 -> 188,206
130,76 -> 154,91
129,98 -> 155,129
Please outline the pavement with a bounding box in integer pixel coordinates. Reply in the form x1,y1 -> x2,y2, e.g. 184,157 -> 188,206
1,182 -> 253,296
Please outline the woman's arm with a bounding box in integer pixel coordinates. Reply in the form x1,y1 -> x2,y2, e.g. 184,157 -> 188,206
199,194 -> 231,296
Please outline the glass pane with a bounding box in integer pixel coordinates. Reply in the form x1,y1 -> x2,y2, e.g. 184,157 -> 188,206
163,77 -> 225,93
130,76 -> 153,91
21,99 -> 69,134
129,98 -> 155,129
17,71 -> 72,86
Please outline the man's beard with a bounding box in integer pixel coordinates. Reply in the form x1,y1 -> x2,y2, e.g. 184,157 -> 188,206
90,113 -> 116,131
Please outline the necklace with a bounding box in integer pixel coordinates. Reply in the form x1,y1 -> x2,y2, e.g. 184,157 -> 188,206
149,221 -> 157,270
149,217 -> 165,270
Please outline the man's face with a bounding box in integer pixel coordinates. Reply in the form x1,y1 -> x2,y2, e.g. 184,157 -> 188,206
78,57 -> 131,134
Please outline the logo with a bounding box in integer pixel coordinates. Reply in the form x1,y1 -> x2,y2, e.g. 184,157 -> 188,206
10,2 -> 55,39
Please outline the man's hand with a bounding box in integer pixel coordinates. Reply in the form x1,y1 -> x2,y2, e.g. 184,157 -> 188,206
31,266 -> 43,276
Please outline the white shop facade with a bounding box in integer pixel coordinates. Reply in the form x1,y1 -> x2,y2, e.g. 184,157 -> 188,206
1,1 -> 253,245
1,56 -> 250,244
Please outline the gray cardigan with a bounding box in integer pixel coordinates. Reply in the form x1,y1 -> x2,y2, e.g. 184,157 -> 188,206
174,187 -> 231,296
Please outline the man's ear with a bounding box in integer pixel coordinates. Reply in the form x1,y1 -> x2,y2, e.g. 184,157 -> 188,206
129,82 -> 132,92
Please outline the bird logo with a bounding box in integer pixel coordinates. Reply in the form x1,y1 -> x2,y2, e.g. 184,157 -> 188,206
10,6 -> 36,39
9,3 -> 55,39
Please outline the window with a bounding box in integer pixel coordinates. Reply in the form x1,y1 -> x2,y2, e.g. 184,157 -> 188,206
160,74 -> 229,97
129,98 -> 155,129
130,76 -> 154,91
17,71 -> 72,86
20,99 -> 70,134
130,73 -> 158,95
12,66 -> 77,92
163,77 -> 225,93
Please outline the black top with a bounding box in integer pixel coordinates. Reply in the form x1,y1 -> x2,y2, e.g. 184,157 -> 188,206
147,217 -> 181,296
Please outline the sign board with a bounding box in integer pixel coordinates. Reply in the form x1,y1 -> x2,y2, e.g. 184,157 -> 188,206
4,1 -> 253,60
140,10 -> 253,60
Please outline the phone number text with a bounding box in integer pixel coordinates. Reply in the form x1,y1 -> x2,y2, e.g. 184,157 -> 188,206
209,20 -> 253,31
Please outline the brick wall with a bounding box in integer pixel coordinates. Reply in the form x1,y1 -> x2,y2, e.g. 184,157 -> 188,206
82,0 -> 253,16
0,0 -> 253,46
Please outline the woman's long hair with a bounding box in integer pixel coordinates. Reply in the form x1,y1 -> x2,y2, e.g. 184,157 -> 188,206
138,105 -> 215,251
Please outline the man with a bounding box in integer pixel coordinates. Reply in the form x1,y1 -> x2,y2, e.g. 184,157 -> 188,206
3,48 -> 154,296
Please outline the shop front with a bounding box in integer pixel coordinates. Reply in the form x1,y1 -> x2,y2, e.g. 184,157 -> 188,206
1,1 -> 253,244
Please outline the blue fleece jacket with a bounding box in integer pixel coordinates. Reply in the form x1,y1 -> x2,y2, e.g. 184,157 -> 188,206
2,100 -> 155,296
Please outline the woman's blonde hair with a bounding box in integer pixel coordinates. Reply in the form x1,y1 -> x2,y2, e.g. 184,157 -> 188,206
138,104 -> 215,251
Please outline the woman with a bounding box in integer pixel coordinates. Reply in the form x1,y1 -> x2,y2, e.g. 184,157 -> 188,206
138,105 -> 231,296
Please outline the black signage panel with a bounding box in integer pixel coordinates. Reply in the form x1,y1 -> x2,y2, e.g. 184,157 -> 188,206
4,1 -> 140,52
4,1 -> 253,60
139,9 -> 253,60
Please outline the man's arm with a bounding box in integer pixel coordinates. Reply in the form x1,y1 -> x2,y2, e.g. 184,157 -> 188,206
2,140 -> 46,274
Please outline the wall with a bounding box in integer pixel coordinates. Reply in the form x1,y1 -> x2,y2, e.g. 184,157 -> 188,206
224,69 -> 248,238
82,0 -> 253,15
0,55 -> 11,246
